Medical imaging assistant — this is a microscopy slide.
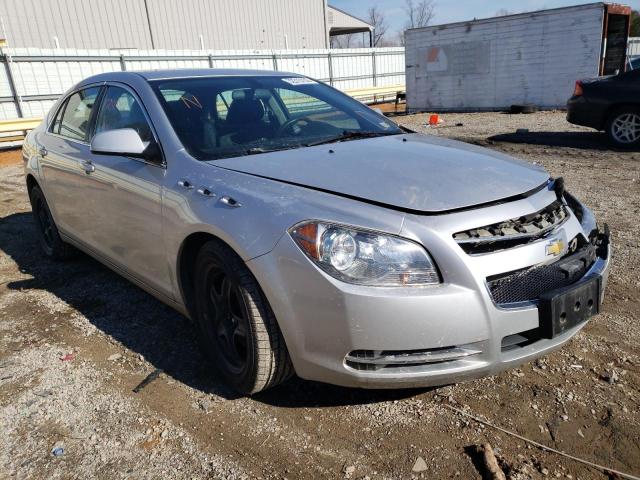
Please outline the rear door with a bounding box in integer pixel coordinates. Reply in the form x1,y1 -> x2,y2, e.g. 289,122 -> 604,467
38,85 -> 103,243
84,84 -> 172,297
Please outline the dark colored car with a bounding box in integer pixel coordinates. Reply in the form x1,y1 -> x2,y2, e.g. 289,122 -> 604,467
567,68 -> 640,148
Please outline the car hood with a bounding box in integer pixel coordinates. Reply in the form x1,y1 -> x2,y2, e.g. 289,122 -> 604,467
208,133 -> 550,213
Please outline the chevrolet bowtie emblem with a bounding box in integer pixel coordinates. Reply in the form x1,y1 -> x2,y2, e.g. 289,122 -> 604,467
545,239 -> 565,257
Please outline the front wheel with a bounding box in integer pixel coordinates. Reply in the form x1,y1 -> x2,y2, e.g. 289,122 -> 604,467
606,107 -> 640,149
193,240 -> 293,394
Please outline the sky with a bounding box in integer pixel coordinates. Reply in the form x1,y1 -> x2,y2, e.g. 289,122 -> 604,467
330,0 -> 640,35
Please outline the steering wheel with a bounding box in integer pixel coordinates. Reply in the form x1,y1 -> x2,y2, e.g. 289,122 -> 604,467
277,116 -> 311,137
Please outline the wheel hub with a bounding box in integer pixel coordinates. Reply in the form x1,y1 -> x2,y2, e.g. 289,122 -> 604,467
206,271 -> 249,373
612,113 -> 640,144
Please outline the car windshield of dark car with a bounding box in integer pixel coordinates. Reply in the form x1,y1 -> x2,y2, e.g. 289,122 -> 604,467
150,76 -> 402,160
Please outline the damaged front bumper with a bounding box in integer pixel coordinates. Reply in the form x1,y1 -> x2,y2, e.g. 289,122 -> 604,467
248,187 -> 611,389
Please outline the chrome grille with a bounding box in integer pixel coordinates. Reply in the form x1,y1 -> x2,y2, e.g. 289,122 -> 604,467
453,200 -> 568,254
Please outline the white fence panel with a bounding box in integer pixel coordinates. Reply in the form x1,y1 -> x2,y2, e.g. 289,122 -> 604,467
629,37 -> 640,56
0,102 -> 18,119
331,49 -> 373,82
21,99 -> 58,118
0,47 -> 406,120
277,52 -> 330,80
0,62 -> 12,98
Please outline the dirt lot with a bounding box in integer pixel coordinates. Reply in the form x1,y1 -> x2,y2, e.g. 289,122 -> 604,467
1,112 -> 639,480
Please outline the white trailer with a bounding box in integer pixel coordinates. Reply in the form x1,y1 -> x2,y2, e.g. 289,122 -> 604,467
405,2 -> 632,112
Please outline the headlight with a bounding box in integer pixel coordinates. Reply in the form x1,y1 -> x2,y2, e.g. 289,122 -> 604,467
289,221 -> 440,286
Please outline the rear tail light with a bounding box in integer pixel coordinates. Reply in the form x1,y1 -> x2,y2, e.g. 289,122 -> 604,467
573,80 -> 584,97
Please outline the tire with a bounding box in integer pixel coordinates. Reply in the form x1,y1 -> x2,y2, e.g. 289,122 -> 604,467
28,185 -> 75,260
510,104 -> 538,114
605,106 -> 640,149
193,240 -> 293,394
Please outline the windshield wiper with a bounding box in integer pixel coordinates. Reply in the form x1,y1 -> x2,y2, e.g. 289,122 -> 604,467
305,131 -> 401,147
245,145 -> 299,155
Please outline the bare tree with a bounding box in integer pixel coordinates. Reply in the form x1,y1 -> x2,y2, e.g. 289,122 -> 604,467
632,10 -> 640,36
404,0 -> 436,29
331,33 -> 357,49
368,6 -> 389,47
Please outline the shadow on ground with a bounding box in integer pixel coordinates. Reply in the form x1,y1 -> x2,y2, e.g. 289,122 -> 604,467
0,211 -> 426,407
488,131 -> 613,150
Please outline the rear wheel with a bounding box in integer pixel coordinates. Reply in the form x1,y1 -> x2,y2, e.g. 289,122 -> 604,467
193,240 -> 293,394
28,185 -> 74,260
606,107 -> 640,149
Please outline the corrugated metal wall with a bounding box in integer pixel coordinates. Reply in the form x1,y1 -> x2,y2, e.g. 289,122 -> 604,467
0,47 -> 405,119
146,0 -> 327,50
405,3 -> 606,111
0,0 -> 328,50
0,0 -> 154,49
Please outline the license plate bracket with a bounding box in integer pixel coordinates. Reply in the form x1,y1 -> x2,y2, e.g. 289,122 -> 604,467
538,276 -> 601,339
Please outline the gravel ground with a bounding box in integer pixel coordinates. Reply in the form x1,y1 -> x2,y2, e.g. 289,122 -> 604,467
0,111 -> 639,479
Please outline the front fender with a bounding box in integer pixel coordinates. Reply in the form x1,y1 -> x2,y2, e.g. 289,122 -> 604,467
161,152 -> 406,300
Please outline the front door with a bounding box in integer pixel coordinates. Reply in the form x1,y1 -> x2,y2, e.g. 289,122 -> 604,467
84,84 -> 172,298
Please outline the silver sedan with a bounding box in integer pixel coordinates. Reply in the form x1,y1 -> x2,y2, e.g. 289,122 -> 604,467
22,70 -> 611,394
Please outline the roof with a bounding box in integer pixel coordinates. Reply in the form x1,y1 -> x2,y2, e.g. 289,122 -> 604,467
406,2 -> 612,33
327,5 -> 372,35
136,68 -> 297,80
77,68 -> 302,86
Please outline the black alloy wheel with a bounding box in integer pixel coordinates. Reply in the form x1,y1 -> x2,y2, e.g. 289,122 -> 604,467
193,240 -> 293,394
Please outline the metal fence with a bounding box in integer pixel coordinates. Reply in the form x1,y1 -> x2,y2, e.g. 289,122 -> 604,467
0,47 -> 405,120
629,37 -> 640,56
2,38 -> 638,121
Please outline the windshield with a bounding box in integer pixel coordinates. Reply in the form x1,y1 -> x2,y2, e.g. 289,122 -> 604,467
150,76 -> 402,160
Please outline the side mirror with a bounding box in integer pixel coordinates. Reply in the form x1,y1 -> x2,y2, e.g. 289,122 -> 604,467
91,128 -> 149,158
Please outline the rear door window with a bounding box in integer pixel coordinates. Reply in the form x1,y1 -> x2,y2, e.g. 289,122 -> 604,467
54,87 -> 101,141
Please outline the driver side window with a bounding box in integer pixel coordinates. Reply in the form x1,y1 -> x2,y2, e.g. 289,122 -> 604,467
94,87 -> 153,143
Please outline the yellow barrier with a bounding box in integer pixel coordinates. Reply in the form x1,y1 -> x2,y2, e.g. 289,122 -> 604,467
0,117 -> 42,133
0,118 -> 42,142
344,85 -> 405,98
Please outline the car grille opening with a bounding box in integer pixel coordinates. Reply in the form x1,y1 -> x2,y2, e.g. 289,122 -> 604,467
487,241 -> 596,306
345,345 -> 482,371
453,200 -> 568,254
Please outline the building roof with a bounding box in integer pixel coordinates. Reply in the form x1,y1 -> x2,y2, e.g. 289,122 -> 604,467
327,5 -> 372,36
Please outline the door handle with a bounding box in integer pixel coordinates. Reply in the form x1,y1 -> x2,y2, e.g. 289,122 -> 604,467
81,161 -> 95,174
177,179 -> 194,189
39,146 -> 48,157
196,186 -> 216,197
